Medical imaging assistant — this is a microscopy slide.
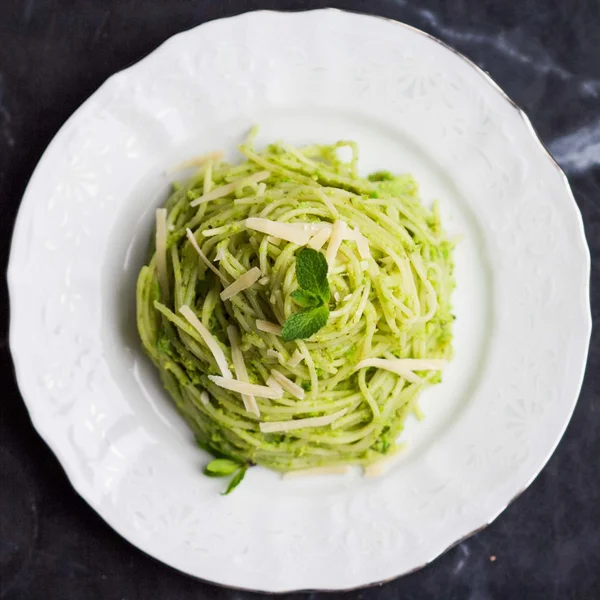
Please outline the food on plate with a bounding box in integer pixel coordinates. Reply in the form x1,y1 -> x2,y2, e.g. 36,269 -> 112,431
136,130 -> 455,491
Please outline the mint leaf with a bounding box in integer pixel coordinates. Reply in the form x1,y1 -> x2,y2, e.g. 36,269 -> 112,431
222,465 -> 248,495
295,248 -> 330,303
281,305 -> 329,342
282,248 -> 331,340
290,289 -> 322,308
204,458 -> 241,477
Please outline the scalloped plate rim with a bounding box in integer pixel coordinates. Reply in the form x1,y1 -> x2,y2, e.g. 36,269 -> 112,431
7,8 -> 592,593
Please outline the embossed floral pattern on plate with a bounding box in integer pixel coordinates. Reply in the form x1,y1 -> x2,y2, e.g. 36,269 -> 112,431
8,9 -> 591,592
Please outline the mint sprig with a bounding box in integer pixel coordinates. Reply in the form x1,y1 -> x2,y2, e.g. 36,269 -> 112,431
203,457 -> 250,494
282,248 -> 331,342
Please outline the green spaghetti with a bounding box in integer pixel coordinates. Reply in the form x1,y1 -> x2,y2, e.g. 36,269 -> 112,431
136,131 -> 455,483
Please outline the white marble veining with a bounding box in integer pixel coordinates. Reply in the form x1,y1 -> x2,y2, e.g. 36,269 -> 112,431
549,121 -> 600,175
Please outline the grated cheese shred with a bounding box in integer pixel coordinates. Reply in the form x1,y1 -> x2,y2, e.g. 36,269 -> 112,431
155,209 -> 170,302
259,408 -> 348,433
227,325 -> 259,417
208,375 -> 283,399
220,267 -> 262,301
180,305 -> 232,378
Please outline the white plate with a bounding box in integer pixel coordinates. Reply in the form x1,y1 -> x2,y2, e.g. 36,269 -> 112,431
8,9 -> 591,592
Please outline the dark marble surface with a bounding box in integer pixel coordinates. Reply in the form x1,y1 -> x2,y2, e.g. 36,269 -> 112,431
1,0 -> 599,598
